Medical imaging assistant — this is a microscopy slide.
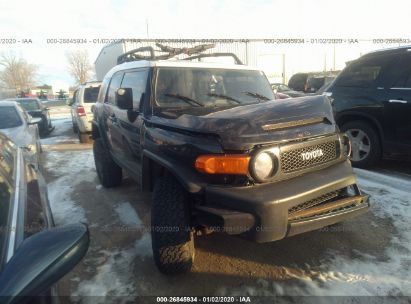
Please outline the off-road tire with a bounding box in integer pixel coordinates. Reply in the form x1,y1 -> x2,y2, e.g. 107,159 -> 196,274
73,123 -> 78,133
78,132 -> 90,143
151,175 -> 194,275
341,120 -> 381,168
93,138 -> 122,187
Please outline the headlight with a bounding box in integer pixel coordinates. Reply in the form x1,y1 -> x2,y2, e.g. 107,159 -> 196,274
250,151 -> 276,182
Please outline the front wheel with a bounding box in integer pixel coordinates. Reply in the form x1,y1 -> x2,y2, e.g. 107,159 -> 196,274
341,120 -> 381,168
151,175 -> 194,275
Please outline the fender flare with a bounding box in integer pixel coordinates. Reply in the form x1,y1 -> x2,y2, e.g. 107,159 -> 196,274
142,150 -> 204,194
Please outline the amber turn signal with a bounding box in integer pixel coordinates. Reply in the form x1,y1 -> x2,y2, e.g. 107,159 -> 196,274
195,155 -> 250,175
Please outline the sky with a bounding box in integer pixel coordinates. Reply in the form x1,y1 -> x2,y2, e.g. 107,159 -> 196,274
0,0 -> 410,91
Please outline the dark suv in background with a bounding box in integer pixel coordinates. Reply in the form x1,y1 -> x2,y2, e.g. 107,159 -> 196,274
325,46 -> 411,168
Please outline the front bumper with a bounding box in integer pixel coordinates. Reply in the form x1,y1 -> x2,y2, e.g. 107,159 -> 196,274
197,160 -> 369,243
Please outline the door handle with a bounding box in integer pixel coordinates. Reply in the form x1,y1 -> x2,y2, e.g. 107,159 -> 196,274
389,99 -> 408,104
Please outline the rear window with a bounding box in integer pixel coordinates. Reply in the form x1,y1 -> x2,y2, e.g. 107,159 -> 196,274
15,99 -> 39,111
336,55 -> 394,88
0,107 -> 22,129
83,86 -> 101,103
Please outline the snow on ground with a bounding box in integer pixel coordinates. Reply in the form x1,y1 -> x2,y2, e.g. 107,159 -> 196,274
71,236 -> 152,302
45,149 -> 94,225
217,169 -> 411,297
71,248 -> 138,303
40,116 -> 74,145
114,201 -> 143,227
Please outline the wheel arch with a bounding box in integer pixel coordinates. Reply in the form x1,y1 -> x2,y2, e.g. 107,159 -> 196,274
142,150 -> 203,194
336,112 -> 384,149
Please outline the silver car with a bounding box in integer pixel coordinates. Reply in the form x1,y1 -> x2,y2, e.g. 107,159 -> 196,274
69,81 -> 101,143
0,101 -> 42,165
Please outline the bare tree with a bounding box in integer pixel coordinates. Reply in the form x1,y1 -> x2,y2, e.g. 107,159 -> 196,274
66,50 -> 93,85
0,52 -> 37,95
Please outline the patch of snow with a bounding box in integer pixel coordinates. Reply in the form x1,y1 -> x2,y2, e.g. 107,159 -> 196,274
114,202 -> 142,227
46,150 -> 95,225
96,184 -> 102,190
134,233 -> 152,260
71,248 -> 137,302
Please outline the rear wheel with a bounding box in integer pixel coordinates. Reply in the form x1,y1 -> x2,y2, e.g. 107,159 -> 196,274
93,138 -> 122,187
78,132 -> 90,143
341,120 -> 381,168
151,175 -> 194,275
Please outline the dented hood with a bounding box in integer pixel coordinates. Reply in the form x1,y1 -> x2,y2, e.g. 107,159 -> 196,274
150,95 -> 337,150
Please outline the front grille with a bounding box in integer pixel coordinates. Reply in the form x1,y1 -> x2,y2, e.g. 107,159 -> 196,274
288,190 -> 341,215
280,141 -> 338,173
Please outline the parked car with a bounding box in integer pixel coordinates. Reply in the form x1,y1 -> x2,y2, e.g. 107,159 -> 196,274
11,98 -> 54,137
0,133 -> 89,303
288,71 -> 340,93
0,101 -> 42,165
305,75 -> 336,93
271,83 -> 305,97
92,46 -> 369,275
325,46 -> 411,168
69,81 -> 101,143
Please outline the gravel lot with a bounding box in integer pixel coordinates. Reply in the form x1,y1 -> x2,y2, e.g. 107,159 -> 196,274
40,108 -> 411,303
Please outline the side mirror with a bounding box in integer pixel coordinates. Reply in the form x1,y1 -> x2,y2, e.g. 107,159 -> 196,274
116,88 -> 133,110
0,224 -> 89,303
28,117 -> 42,125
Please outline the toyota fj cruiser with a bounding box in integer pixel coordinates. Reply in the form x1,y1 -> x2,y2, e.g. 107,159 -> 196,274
92,44 -> 369,275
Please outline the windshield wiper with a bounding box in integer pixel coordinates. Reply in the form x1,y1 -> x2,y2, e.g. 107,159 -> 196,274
164,93 -> 204,107
241,91 -> 271,102
207,93 -> 241,104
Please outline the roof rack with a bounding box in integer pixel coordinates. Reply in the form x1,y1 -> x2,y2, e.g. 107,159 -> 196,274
117,43 -> 243,65
183,53 -> 243,65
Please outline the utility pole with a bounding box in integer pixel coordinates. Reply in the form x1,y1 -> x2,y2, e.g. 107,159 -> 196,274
146,19 -> 149,39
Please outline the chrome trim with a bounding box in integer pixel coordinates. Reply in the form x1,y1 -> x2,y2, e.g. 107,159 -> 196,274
389,87 -> 411,90
6,148 -> 22,262
262,117 -> 326,131
389,99 -> 408,104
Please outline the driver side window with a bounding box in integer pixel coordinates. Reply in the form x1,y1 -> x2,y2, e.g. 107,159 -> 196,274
106,72 -> 124,104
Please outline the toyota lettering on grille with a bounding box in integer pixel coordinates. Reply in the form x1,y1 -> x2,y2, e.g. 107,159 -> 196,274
301,149 -> 324,161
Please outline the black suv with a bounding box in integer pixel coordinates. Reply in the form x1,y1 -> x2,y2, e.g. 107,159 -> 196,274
92,46 -> 369,275
325,46 -> 411,167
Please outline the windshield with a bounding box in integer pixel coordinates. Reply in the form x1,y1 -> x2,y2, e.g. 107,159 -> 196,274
155,67 -> 274,109
15,99 -> 39,111
0,106 -> 23,129
84,86 -> 101,103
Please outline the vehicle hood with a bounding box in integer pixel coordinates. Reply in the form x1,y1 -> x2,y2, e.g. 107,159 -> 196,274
1,126 -> 33,148
150,95 -> 337,150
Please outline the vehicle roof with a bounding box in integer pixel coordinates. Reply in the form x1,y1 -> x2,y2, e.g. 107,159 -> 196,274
105,59 -> 262,80
363,45 -> 411,58
76,81 -> 102,90
0,100 -> 19,107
